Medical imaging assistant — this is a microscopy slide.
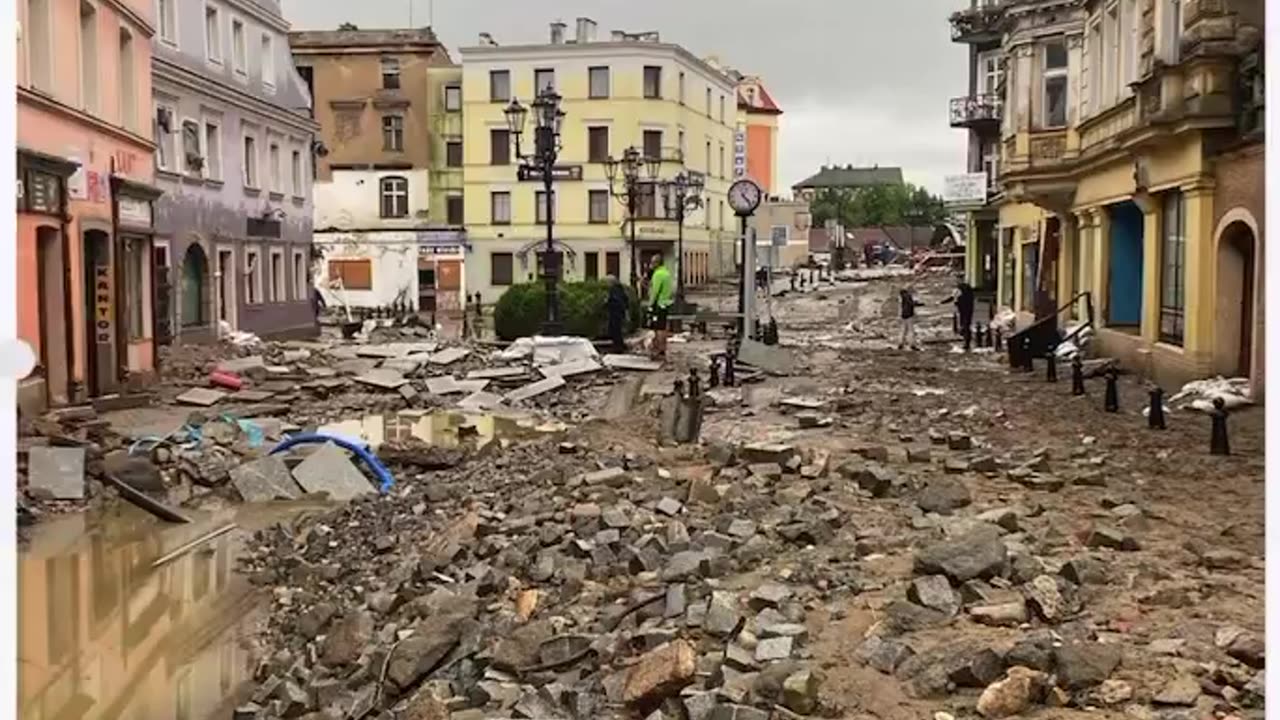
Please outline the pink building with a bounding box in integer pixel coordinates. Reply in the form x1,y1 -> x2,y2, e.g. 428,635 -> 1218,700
16,0 -> 159,411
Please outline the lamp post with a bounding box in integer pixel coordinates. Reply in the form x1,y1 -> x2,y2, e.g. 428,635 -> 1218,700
605,147 -> 661,289
660,171 -> 704,309
505,89 -> 565,336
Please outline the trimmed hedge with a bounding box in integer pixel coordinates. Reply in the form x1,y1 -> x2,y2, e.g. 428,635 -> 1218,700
494,281 -> 642,341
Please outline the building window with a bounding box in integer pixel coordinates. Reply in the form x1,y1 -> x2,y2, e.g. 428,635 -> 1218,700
1161,0 -> 1182,64
1042,39 -> 1068,128
589,190 -> 609,224
124,238 -> 146,339
231,18 -> 246,75
1001,228 -> 1015,308
719,95 -> 725,123
606,251 -> 621,278
719,144 -> 725,178
445,84 -> 461,111
381,57 -> 400,89
643,130 -> 662,161
291,249 -> 306,300
588,127 -> 609,163
1104,3 -> 1120,104
490,70 -> 511,102
242,132 -> 258,188
535,190 -> 555,224
705,141 -> 711,175
269,249 -> 284,302
380,176 -> 409,218
643,66 -> 662,99
1021,237 -> 1039,312
118,28 -> 136,130
678,71 -> 686,105
637,183 -> 657,219
584,252 -> 599,280
260,34 -> 275,89
678,130 -> 685,161
1121,0 -> 1138,93
79,1 -> 98,112
268,141 -> 281,193
705,87 -> 712,116
382,115 -> 404,151
491,252 -> 514,286
204,119 -> 222,180
329,259 -> 372,291
1086,19 -> 1102,115
446,141 -> 463,167
589,66 -> 610,99
290,148 -> 301,195
204,4 -> 221,63
1159,190 -> 1186,344
157,0 -> 176,44
491,191 -> 511,224
154,104 -> 176,171
490,129 -> 510,165
27,0 -> 54,91
534,68 -> 555,94
182,119 -> 202,175
446,195 -> 464,225
978,50 -> 1002,95
245,248 -> 262,303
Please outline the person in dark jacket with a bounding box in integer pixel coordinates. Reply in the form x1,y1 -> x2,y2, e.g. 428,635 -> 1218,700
952,276 -> 976,349
898,286 -> 919,350
605,275 -> 629,353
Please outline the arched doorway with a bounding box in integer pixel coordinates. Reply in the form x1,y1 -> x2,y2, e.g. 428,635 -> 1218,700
1214,218 -> 1259,378
181,244 -> 210,329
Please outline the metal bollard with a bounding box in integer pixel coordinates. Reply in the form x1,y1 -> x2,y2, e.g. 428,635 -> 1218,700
673,378 -> 686,401
1148,386 -> 1166,429
1021,337 -> 1035,372
709,357 -> 721,388
1046,353 -> 1058,382
1071,356 -> 1086,396
688,368 -> 701,398
1210,397 -> 1230,455
790,275 -> 797,291
1103,368 -> 1119,412
724,352 -> 736,387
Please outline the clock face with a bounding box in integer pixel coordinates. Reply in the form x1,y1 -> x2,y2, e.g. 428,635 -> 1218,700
727,179 -> 762,216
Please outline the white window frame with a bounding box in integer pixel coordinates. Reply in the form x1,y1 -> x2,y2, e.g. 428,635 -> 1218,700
78,1 -> 99,113
1121,0 -> 1138,94
382,57 -> 401,89
380,176 -> 409,218
444,84 -> 462,111
204,2 -> 222,65
269,247 -> 285,302
588,66 -> 610,99
245,247 -> 263,305
268,138 -> 282,194
202,114 -> 223,181
534,68 -> 556,94
290,146 -> 302,197
1041,40 -> 1069,129
154,102 -> 178,172
978,50 -> 1002,96
535,190 -> 556,224
678,71 -> 686,105
292,248 -> 307,301
491,191 -> 512,224
156,0 -> 177,47
260,33 -> 275,91
1104,2 -> 1120,105
231,16 -> 247,77
1086,17 -> 1103,116
382,114 -> 404,152
242,128 -> 260,188
719,95 -> 725,123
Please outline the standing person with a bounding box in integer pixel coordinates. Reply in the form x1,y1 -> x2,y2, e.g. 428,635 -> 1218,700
604,274 -> 629,354
647,253 -> 675,361
898,285 -> 920,350
950,276 -> 976,350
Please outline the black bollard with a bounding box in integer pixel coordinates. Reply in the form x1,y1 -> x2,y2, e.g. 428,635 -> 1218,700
709,357 -> 721,388
1103,368 -> 1119,412
1148,386 -> 1166,429
724,353 -> 736,387
688,368 -> 701,398
790,275 -> 796,291
1071,356 -> 1086,396
1021,337 -> 1035,372
1210,397 -> 1230,455
1046,353 -> 1058,382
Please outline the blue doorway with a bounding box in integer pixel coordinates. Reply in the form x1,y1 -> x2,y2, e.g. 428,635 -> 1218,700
1107,202 -> 1144,326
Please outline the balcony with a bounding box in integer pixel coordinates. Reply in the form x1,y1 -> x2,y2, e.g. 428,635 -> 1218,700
950,94 -> 1003,128
949,0 -> 1007,43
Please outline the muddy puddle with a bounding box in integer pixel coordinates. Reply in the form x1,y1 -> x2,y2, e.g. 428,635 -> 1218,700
17,502 -> 322,720
317,409 -> 566,450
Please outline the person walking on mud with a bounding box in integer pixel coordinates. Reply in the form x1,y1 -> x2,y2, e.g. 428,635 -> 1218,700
604,275 -> 629,354
898,285 -> 920,350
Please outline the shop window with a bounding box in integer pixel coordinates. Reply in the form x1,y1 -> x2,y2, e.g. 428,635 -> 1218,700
1159,190 -> 1186,344
491,252 -> 514,286
124,238 -> 147,339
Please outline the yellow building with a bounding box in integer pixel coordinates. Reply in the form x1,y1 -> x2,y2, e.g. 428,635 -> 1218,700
993,0 -> 1263,395
459,19 -> 739,302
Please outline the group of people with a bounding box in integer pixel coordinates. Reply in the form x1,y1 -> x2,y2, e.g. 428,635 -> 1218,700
898,275 -> 976,350
604,251 -> 674,361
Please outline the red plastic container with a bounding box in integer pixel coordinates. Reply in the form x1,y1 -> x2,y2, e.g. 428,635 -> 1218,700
208,371 -> 244,390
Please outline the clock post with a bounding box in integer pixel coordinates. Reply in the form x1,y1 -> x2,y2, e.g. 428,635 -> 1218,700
727,179 -> 763,342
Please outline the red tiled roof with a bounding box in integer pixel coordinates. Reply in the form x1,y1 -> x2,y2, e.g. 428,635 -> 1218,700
737,84 -> 783,115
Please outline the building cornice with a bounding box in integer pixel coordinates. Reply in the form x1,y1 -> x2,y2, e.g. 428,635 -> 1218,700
460,42 -> 737,92
224,0 -> 291,33
100,0 -> 156,37
153,57 -> 319,136
18,87 -> 155,152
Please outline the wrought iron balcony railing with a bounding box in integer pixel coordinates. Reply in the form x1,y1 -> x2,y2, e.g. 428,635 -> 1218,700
949,93 -> 1003,127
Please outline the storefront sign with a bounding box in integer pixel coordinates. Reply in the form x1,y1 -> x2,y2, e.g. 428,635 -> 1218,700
637,225 -> 669,236
117,197 -> 152,229
418,244 -> 461,255
94,265 -> 113,347
942,173 -> 989,206
26,171 -> 61,214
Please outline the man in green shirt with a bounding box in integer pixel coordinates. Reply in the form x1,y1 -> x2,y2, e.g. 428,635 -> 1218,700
646,253 -> 675,361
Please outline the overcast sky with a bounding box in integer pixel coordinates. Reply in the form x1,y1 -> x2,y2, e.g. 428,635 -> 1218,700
280,0 -> 970,194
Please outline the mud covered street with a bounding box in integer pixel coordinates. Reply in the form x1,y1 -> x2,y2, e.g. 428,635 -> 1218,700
17,272 -> 1264,720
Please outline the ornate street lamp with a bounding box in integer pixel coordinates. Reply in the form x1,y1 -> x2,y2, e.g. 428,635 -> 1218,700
660,171 -> 704,308
605,147 -> 662,289
505,89 -> 566,335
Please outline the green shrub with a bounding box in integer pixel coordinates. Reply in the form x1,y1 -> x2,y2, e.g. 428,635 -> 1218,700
494,281 -> 642,341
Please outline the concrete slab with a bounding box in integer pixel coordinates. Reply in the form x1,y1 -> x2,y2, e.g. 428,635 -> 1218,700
458,391 -> 505,411
505,375 -> 566,403
27,446 -> 86,500
355,368 -> 408,390
601,376 -> 644,420
306,367 -> 338,378
428,347 -> 471,365
356,344 -> 411,359
231,456 -> 301,502
426,376 -> 460,395
176,388 -> 227,406
540,358 -> 603,379
217,355 -> 267,374
230,389 -> 276,402
603,354 -> 663,371
736,339 -> 795,375
466,366 -> 528,380
381,358 -> 422,375
336,359 -> 381,376
290,443 -> 376,501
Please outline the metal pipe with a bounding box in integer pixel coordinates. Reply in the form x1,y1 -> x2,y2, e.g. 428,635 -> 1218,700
151,523 -> 238,568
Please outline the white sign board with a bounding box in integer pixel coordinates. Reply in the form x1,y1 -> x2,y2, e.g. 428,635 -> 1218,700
943,173 -> 989,205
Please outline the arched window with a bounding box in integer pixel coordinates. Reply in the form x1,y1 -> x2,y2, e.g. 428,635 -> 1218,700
379,176 -> 409,218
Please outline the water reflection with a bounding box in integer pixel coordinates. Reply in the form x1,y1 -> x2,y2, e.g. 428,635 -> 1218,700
18,508 -> 261,720
318,410 -> 565,450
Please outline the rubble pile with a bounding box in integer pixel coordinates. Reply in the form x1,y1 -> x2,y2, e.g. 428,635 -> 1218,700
234,437 -> 851,720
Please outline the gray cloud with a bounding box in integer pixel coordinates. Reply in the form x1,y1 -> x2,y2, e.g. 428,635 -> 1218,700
281,0 -> 971,193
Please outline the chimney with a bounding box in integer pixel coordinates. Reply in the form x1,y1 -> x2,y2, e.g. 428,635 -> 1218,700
478,32 -> 496,46
550,21 -> 566,44
575,17 -> 597,43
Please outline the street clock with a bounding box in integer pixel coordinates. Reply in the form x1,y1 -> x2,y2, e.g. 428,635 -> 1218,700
727,178 -> 763,217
